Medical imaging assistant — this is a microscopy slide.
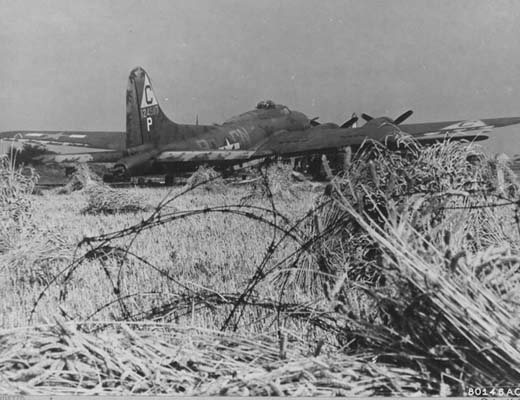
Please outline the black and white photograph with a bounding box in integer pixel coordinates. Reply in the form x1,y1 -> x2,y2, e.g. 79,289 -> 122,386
1,0 -> 520,396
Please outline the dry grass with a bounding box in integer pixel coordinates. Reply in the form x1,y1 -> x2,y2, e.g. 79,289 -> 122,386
0,321 -> 428,396
2,140 -> 520,395
55,164 -> 154,214
82,183 -> 154,214
1,179 -> 316,330
185,165 -> 224,191
0,153 -> 38,254
241,162 -> 319,203
295,140 -> 520,392
56,164 -> 101,194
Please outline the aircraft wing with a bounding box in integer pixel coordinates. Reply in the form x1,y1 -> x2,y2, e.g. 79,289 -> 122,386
0,130 -> 126,162
253,116 -> 520,157
400,117 -> 520,142
0,130 -> 125,151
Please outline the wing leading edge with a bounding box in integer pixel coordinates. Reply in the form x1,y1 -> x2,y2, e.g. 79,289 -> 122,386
0,130 -> 126,151
0,130 -> 126,163
250,116 -> 520,157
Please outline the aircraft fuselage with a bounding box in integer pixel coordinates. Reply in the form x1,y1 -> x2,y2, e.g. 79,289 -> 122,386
115,101 -> 311,176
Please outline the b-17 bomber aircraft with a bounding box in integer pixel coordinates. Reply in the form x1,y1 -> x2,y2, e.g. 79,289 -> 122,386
1,66 -> 520,184
0,67 -> 311,183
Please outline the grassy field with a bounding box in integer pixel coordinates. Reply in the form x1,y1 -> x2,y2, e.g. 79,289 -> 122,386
1,167 -> 322,330
2,143 -> 520,395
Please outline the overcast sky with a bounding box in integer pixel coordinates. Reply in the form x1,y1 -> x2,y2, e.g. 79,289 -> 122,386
1,0 -> 519,153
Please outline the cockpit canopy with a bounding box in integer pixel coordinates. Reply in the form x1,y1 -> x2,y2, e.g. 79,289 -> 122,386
224,101 -> 290,123
256,100 -> 276,110
256,100 -> 290,115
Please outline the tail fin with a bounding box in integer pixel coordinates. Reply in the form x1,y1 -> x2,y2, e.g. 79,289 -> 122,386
126,67 -> 176,148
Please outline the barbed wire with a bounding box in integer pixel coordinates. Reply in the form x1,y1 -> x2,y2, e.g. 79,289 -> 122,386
29,145 -> 520,334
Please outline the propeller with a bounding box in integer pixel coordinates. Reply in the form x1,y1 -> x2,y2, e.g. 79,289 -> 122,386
394,109 -> 413,125
310,113 -> 359,129
361,113 -> 373,122
340,113 -> 359,129
361,109 -> 413,125
310,117 -> 320,127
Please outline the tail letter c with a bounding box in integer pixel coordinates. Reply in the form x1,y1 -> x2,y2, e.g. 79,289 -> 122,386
145,85 -> 154,105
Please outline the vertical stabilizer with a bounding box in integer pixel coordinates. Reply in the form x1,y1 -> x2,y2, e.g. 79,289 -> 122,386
126,67 -> 175,148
